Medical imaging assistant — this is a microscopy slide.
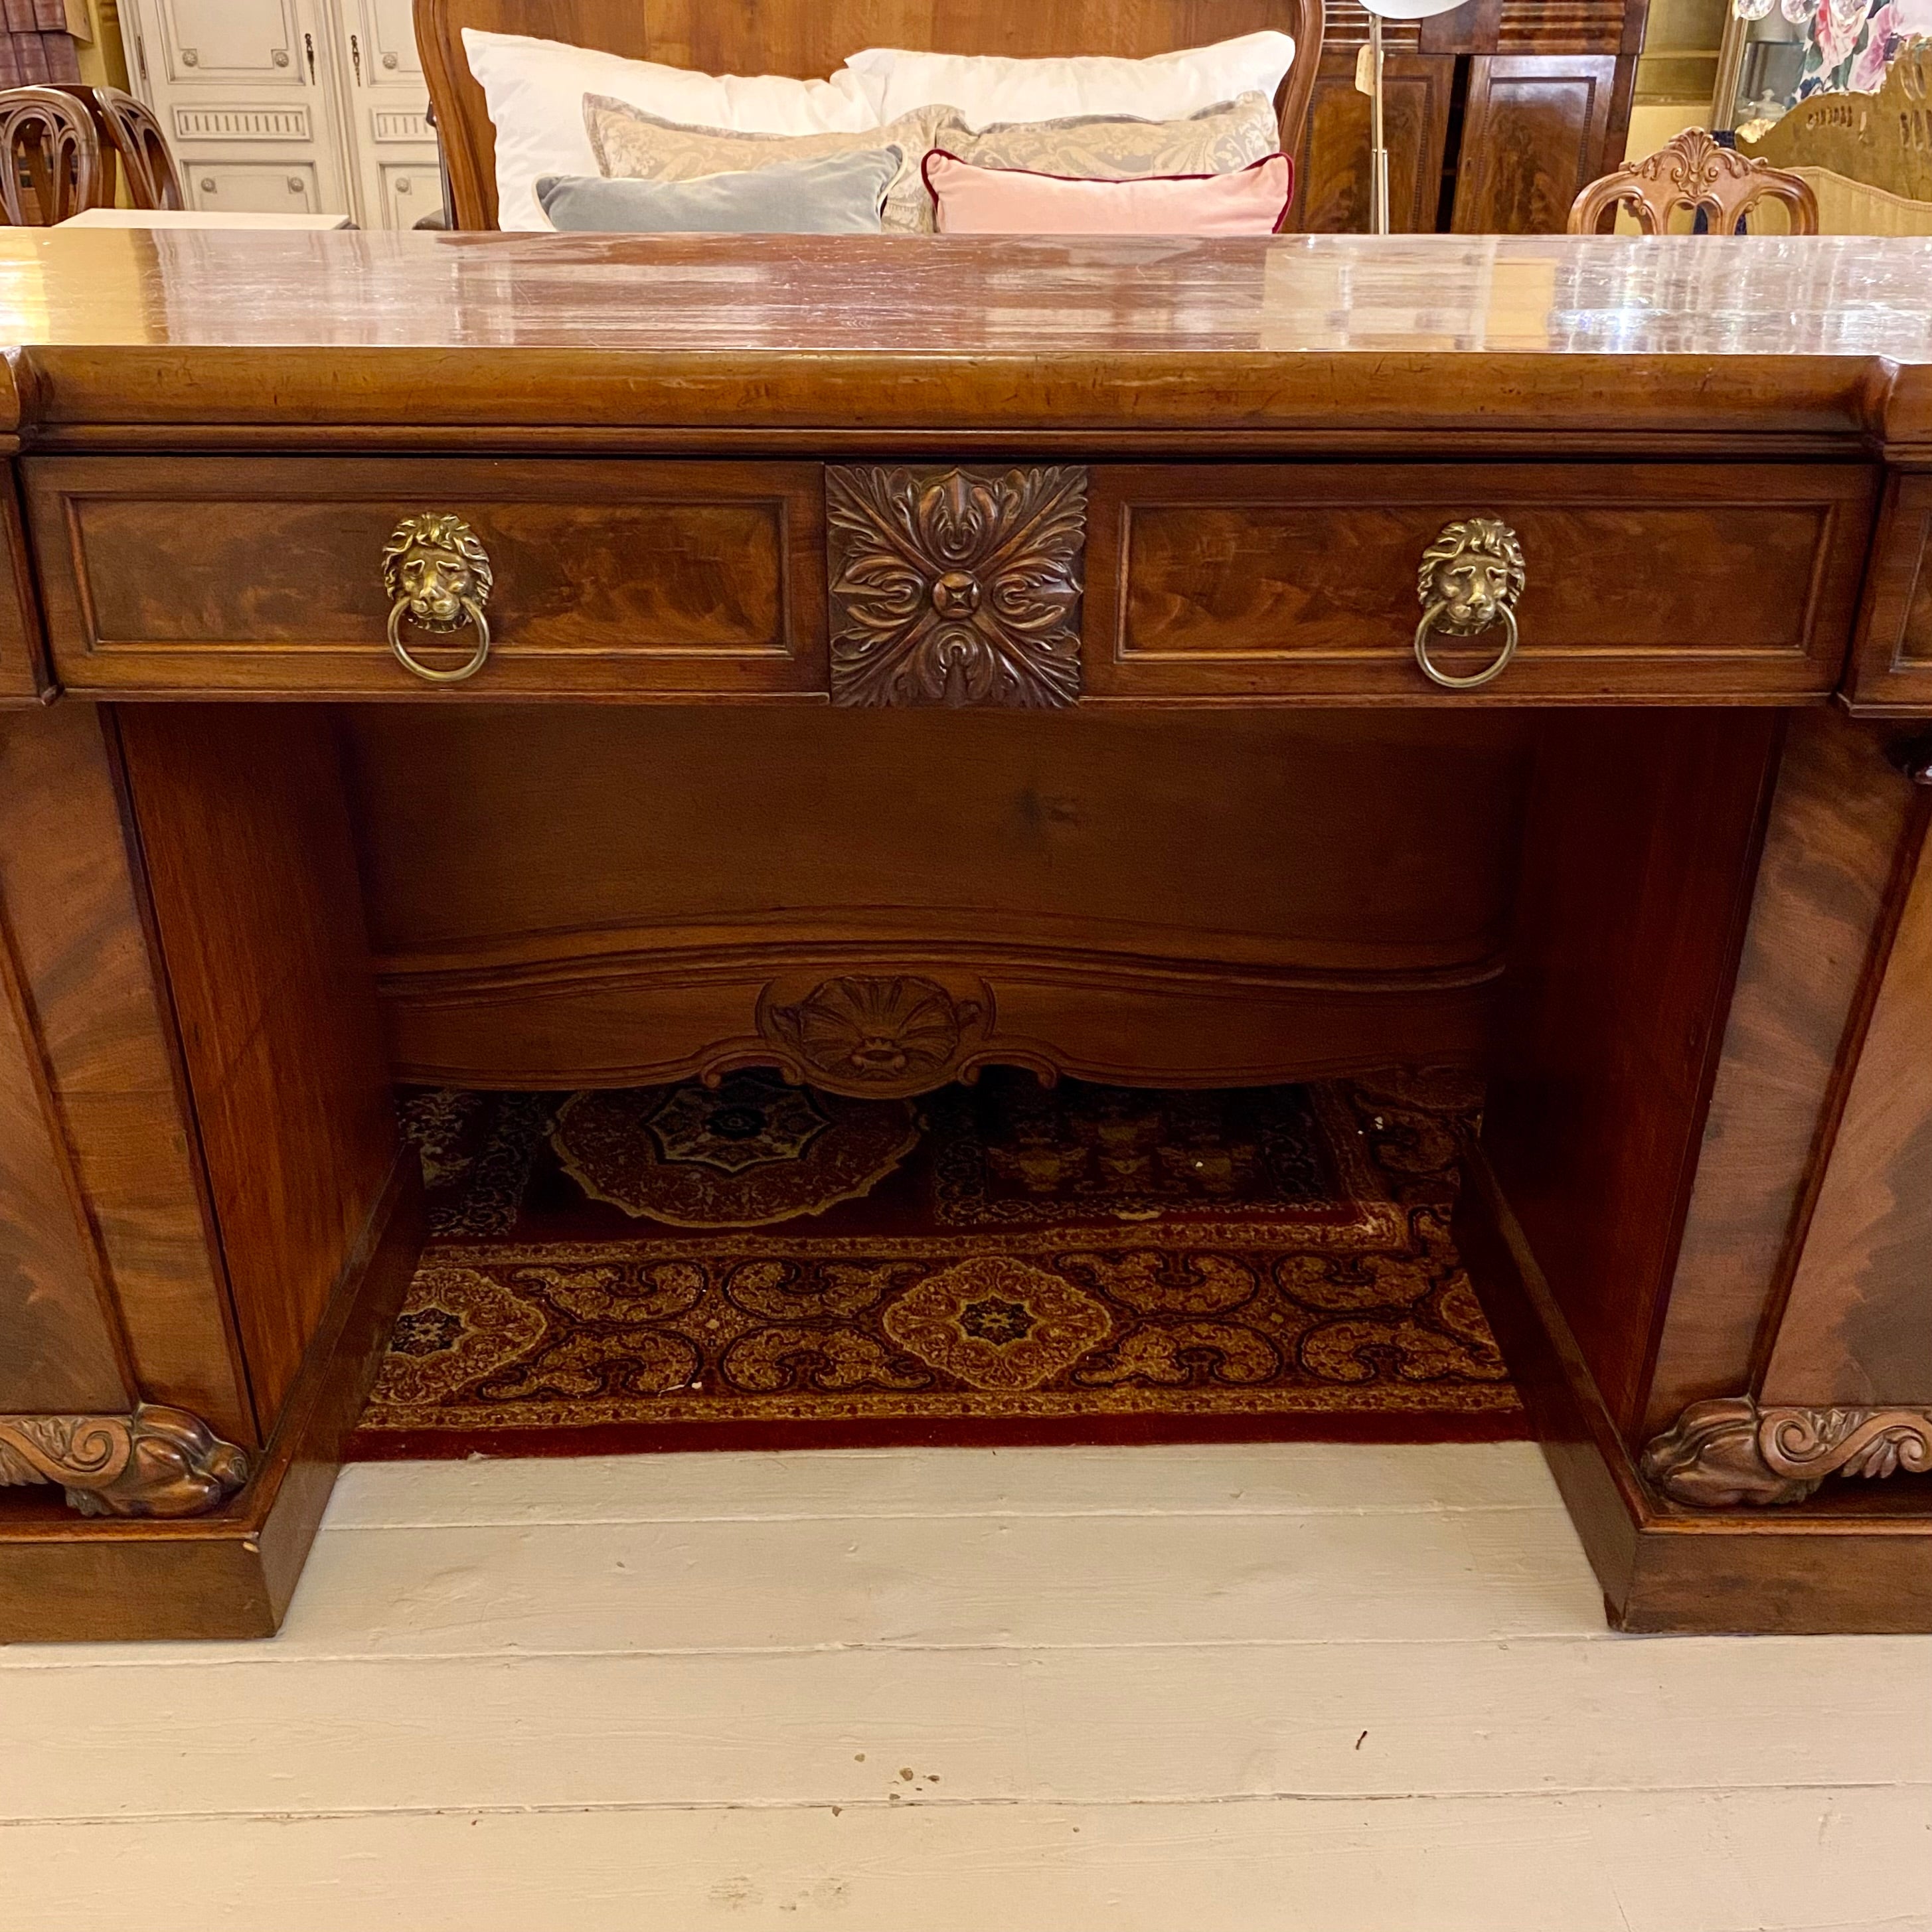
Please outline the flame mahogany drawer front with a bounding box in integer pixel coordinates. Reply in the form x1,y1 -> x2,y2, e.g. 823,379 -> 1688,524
24,456 -> 827,698
1083,463 -> 1880,703
25,455 -> 1880,703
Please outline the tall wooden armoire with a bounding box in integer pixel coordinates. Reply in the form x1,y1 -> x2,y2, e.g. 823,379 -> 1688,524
1292,0 -> 1647,233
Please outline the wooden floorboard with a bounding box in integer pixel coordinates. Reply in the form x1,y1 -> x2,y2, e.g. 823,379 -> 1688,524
2,1444 -> 1927,1931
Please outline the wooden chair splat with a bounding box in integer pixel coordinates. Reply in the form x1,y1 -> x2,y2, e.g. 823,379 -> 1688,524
61,85 -> 185,211
0,86 -> 103,226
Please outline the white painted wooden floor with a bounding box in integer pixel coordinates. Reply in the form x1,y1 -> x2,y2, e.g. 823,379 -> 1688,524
3,1443 -> 1929,1932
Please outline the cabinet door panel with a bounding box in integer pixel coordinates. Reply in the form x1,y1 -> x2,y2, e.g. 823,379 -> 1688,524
1292,50 -> 1455,234
187,159 -> 319,210
380,161 -> 442,227
1452,53 -> 1618,234
159,0 -> 303,83
361,0 -> 422,79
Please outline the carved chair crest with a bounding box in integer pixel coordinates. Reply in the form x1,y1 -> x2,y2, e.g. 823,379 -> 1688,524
1568,127 -> 1818,236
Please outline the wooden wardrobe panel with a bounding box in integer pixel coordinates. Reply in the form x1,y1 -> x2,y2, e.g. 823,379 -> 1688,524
0,473 -> 50,706
1642,712 -> 1919,1437
1452,53 -> 1619,234
1846,473 -> 1932,717
1293,50 -> 1453,233
1763,797 -> 1932,1404
117,708 -> 397,1421
1482,708 -> 1782,1441
0,704 -> 249,1440
0,865 -> 129,1414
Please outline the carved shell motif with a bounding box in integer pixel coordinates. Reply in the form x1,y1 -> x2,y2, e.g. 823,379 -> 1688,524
827,465 -> 1087,708
762,975 -> 987,1089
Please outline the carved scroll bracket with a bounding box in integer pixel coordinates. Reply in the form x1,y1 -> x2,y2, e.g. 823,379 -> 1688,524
1640,1396 -> 1932,1508
827,465 -> 1087,708
0,1404 -> 250,1518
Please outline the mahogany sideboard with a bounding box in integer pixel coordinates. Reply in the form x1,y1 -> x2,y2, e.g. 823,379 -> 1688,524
1,228 -> 1930,1641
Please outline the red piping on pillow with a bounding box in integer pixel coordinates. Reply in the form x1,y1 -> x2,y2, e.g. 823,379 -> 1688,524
920,147 -> 1295,235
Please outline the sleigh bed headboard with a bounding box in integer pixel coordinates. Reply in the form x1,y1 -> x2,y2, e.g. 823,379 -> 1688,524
414,0 -> 1324,229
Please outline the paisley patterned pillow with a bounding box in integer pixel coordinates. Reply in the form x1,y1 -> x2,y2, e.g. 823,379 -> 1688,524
955,92 -> 1282,181
584,95 -> 968,234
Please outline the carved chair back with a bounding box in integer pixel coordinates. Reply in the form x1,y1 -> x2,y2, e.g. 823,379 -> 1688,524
415,0 -> 1324,229
1568,127 -> 1818,236
0,86 -> 104,226
62,85 -> 185,210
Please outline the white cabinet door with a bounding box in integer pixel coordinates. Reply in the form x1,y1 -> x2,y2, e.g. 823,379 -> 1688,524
333,0 -> 440,226
380,161 -> 442,228
152,0 -> 303,82
186,161 -> 321,210
126,0 -> 355,215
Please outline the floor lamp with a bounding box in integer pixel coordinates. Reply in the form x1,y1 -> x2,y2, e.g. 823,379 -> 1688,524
1358,0 -> 1468,233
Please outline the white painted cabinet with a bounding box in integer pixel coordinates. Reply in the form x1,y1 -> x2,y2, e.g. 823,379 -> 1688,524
121,0 -> 440,227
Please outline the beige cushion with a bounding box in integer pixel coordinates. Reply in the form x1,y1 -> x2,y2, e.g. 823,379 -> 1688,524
955,93 -> 1281,180
1793,166 -> 1932,236
585,96 -> 967,234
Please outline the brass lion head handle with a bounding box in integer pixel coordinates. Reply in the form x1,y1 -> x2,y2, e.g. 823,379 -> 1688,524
380,512 -> 493,684
1413,517 -> 1526,691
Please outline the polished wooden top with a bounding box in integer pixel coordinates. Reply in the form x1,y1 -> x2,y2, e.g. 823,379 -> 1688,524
3,230 -> 1931,444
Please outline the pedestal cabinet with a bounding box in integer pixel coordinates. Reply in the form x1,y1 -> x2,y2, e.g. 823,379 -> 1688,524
119,0 -> 439,226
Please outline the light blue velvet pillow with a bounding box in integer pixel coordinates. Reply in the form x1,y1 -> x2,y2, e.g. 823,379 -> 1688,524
536,147 -> 901,234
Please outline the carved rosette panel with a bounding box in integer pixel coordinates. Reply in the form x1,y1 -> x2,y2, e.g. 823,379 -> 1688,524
1640,1396 -> 1932,1508
0,1404 -> 250,1518
827,465 -> 1087,708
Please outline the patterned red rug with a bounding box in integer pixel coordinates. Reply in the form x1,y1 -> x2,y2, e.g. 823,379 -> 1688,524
347,1068 -> 1524,1457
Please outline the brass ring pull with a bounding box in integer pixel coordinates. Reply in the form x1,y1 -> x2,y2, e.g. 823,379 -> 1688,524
1413,517 -> 1526,694
380,512 -> 495,687
1414,599 -> 1518,691
387,594 -> 491,683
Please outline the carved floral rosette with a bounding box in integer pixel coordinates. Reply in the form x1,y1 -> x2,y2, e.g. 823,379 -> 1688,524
827,465 -> 1087,708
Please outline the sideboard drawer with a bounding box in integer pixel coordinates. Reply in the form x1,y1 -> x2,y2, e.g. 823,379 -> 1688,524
25,457 -> 827,698
1084,463 -> 1878,703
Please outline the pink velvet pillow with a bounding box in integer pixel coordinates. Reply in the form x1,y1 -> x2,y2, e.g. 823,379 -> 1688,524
923,149 -> 1293,236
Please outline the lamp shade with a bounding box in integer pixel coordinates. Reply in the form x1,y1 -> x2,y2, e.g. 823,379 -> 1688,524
1356,0 -> 1468,15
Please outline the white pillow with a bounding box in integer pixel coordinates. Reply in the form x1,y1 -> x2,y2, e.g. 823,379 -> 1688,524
839,32 -> 1295,130
460,29 -> 880,230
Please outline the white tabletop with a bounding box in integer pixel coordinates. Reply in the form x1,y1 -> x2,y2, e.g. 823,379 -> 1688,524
57,208 -> 357,231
